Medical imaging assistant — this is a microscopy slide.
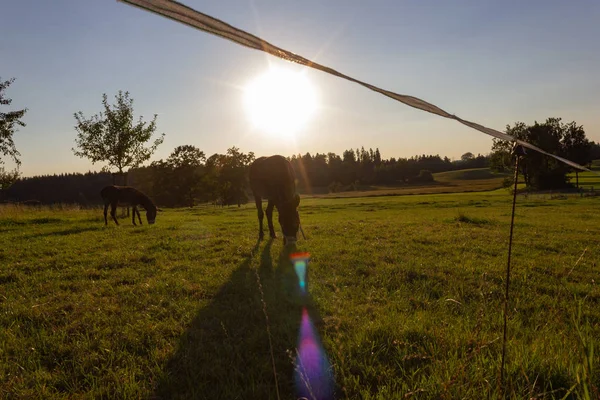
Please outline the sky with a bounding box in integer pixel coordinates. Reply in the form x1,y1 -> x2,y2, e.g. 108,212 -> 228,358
2,0 -> 599,177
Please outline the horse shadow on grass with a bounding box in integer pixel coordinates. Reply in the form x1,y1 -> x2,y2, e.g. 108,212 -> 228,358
24,225 -> 104,239
153,239 -> 334,400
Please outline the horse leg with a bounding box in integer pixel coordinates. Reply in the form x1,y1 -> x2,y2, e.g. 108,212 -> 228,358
255,196 -> 264,240
103,203 -> 109,225
110,202 -> 119,225
132,205 -> 137,225
136,207 -> 143,225
266,200 -> 276,239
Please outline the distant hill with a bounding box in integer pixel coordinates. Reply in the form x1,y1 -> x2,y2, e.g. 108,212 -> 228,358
434,168 -> 507,182
312,168 -> 508,198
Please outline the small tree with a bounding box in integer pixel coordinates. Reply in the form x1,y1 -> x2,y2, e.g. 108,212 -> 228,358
561,122 -> 591,188
460,152 -> 474,162
490,118 -> 592,190
1,77 -> 27,167
166,145 -> 206,168
0,167 -> 20,201
416,169 -> 434,183
163,145 -> 206,207
205,147 -> 254,206
327,181 -> 343,193
220,147 -> 254,206
0,78 -> 27,199
73,91 -> 164,180
589,141 -> 600,161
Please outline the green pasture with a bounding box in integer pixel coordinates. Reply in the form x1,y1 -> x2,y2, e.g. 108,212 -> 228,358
1,190 -> 599,399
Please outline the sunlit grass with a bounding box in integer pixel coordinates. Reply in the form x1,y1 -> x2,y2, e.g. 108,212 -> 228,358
1,192 -> 599,398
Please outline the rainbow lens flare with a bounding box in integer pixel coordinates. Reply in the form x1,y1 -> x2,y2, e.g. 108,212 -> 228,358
291,252 -> 310,294
295,307 -> 335,400
290,252 -> 335,399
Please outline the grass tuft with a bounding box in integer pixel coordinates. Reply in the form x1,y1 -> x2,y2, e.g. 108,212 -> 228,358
453,211 -> 495,225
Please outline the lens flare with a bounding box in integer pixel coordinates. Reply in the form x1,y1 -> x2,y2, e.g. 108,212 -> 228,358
294,260 -> 307,291
290,252 -> 335,399
295,307 -> 335,400
291,252 -> 310,294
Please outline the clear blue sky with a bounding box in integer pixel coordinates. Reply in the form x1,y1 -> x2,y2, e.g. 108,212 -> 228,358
2,0 -> 599,176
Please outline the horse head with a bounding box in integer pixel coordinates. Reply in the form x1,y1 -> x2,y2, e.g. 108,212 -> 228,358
278,194 -> 301,245
146,205 -> 158,224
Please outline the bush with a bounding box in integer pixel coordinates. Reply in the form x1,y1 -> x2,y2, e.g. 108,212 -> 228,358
503,176 -> 514,190
416,170 -> 434,183
328,181 -> 343,193
533,169 -> 573,190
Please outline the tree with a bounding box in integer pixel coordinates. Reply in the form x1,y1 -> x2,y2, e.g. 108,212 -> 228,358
219,147 -> 254,206
342,149 -> 356,164
490,118 -> 592,190
312,153 -> 329,187
461,152 -> 474,162
415,169 -> 434,183
0,78 -> 27,167
204,153 -> 225,204
0,167 -> 20,200
0,78 -> 27,198
589,141 -> 600,161
73,91 -> 164,181
342,149 -> 357,184
166,145 -> 206,169
164,145 -> 206,207
561,122 -> 591,188
204,147 -> 254,206
374,148 -> 382,166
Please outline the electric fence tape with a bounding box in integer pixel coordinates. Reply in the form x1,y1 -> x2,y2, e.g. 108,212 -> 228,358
118,0 -> 599,175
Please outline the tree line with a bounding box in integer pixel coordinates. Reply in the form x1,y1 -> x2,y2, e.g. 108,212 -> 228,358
3,147 -> 491,207
290,149 -> 489,192
2,86 -> 599,207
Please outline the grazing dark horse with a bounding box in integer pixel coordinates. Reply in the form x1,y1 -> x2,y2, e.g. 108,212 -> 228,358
100,185 -> 158,226
249,155 -> 304,244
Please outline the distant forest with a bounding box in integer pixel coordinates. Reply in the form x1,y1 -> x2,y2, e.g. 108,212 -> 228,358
3,147 -> 490,207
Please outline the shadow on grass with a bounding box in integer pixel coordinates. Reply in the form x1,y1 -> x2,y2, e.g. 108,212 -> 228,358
0,217 -> 64,228
153,239 -> 328,399
24,225 -> 104,239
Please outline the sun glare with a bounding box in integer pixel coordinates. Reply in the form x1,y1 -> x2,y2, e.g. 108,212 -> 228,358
243,67 -> 317,137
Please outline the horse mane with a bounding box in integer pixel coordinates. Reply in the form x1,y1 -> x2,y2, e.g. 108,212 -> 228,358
138,191 -> 157,212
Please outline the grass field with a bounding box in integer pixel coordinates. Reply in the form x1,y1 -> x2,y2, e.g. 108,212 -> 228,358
1,190 -> 599,399
310,168 -> 509,199
569,167 -> 600,191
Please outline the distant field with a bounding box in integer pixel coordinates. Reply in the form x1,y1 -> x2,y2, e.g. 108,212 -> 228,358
433,168 -> 502,181
569,161 -> 600,190
311,168 -> 509,199
1,191 -> 599,399
311,163 -> 600,200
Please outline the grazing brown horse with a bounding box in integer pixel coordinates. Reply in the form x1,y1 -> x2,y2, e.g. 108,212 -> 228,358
249,155 -> 304,244
100,185 -> 158,226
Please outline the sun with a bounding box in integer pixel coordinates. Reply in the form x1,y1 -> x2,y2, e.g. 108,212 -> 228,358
243,67 -> 318,137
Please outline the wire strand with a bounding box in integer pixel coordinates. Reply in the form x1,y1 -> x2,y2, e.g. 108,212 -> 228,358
254,260 -> 281,400
118,0 -> 600,176
500,152 -> 520,397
